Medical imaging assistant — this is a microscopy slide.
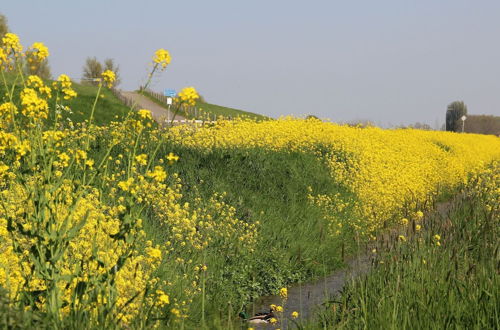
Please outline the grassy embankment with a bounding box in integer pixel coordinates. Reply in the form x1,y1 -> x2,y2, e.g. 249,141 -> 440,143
309,163 -> 499,329
141,89 -> 269,121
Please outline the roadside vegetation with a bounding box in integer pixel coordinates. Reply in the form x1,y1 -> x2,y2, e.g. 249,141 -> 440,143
0,30 -> 499,330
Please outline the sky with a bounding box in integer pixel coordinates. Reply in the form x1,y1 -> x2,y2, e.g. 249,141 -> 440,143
2,0 -> 500,126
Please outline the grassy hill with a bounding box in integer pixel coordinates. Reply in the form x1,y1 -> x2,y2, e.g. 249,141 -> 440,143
141,89 -> 268,121
196,100 -> 268,121
65,83 -> 130,125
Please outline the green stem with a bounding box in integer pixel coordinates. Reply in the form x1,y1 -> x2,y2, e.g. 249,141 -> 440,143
85,82 -> 103,149
0,70 -> 18,132
170,101 -> 185,126
52,91 -> 61,131
15,59 -> 26,87
127,129 -> 143,179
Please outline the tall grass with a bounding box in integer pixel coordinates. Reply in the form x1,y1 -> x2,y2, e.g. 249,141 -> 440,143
312,164 -> 499,329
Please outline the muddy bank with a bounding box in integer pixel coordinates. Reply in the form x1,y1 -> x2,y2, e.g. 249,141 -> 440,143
248,253 -> 373,320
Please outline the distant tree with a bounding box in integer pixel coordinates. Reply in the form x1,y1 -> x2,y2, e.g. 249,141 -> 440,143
0,13 -> 8,39
82,57 -> 121,87
410,122 -> 432,130
446,101 -> 467,132
103,58 -> 121,87
82,57 -> 103,85
306,114 -> 320,120
347,119 -> 376,128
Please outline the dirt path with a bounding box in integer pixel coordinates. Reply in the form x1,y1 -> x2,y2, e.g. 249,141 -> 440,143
120,91 -> 185,122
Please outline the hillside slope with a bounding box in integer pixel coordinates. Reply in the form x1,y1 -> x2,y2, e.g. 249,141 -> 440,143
141,89 -> 268,121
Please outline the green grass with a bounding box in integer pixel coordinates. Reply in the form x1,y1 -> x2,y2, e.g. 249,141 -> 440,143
195,101 -> 269,121
65,83 -> 130,125
310,169 -> 499,329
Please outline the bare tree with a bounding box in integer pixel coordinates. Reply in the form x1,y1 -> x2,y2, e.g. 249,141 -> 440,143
82,57 -> 121,87
82,57 -> 103,85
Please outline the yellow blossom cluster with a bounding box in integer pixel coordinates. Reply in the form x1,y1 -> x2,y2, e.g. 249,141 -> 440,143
168,118 -> 500,236
465,161 -> 499,218
138,109 -> 152,120
28,42 -> 49,61
27,75 -> 52,97
0,34 -> 190,325
101,69 -> 116,88
53,74 -> 77,100
176,86 -> 200,106
0,48 -> 7,66
2,32 -> 23,54
20,87 -> 49,120
0,102 -> 17,128
153,48 -> 171,69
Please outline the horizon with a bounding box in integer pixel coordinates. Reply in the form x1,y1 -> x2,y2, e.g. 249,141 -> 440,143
2,0 -> 500,126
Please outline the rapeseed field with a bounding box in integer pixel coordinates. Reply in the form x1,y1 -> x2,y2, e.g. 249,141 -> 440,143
0,33 -> 499,328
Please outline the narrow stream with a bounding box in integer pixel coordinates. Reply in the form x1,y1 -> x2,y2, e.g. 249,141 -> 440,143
246,253 -> 373,326
244,200 -> 452,328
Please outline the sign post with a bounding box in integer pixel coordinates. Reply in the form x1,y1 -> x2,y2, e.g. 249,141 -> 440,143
164,89 -> 176,124
461,115 -> 467,133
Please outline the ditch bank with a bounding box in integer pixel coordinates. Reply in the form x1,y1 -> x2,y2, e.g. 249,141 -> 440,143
244,198 -> 454,327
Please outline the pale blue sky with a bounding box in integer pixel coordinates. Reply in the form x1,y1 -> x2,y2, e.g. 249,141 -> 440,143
3,0 -> 500,126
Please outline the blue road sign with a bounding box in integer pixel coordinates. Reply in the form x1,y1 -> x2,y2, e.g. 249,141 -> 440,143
164,89 -> 176,97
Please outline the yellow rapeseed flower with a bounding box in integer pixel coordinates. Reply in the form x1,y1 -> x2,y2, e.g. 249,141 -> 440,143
156,290 -> 170,306
146,166 -> 167,182
135,154 -> 148,166
29,42 -> 49,61
55,74 -> 77,100
2,33 -> 23,54
153,48 -> 171,69
0,48 -> 8,66
279,287 -> 288,299
20,88 -> 49,120
176,87 -> 199,106
138,109 -> 152,120
166,152 -> 179,164
101,70 -> 116,88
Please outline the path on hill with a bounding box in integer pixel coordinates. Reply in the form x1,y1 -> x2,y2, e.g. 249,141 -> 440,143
120,91 -> 185,122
